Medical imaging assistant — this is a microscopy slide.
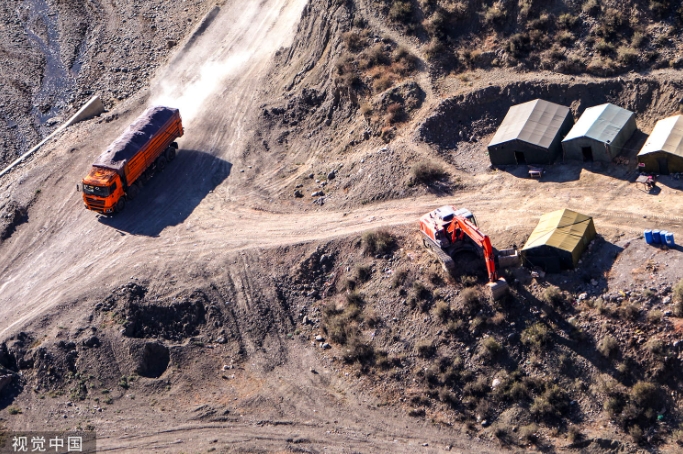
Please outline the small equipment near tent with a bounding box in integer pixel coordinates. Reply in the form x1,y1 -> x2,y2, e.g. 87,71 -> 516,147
522,209 -> 596,273
488,99 -> 573,166
562,103 -> 636,162
637,114 -> 683,175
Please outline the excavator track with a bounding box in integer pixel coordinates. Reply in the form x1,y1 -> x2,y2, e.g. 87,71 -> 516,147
421,232 -> 455,273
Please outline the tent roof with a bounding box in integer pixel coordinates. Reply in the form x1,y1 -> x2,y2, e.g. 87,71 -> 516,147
489,99 -> 571,149
563,103 -> 634,143
638,114 -> 683,158
522,209 -> 594,254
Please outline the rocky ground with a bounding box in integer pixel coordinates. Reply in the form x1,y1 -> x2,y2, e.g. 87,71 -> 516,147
0,0 -> 216,168
1,0 -> 683,452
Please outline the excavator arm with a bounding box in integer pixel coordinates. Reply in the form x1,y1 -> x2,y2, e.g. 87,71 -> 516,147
446,217 -> 499,283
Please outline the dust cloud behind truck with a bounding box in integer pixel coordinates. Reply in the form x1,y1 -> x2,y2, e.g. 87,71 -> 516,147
81,106 -> 184,214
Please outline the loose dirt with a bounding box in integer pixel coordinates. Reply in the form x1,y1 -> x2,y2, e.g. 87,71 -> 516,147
1,0 -> 683,452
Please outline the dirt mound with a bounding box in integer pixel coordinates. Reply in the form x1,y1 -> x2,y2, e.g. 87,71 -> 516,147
120,293 -> 208,341
0,202 -> 28,243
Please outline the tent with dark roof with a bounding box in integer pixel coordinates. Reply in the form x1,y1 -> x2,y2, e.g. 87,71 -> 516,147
487,99 -> 573,166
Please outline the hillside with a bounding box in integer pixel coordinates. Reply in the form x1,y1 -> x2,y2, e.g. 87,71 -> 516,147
1,0 -> 683,453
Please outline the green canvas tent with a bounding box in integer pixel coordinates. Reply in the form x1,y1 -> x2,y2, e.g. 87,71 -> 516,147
562,103 -> 636,162
637,114 -> 683,175
522,209 -> 596,272
488,99 -> 573,166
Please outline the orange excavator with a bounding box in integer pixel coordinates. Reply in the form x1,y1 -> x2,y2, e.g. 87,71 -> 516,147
419,206 -> 515,299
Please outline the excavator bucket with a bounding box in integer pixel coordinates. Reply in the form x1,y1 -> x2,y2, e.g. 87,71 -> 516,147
487,278 -> 509,300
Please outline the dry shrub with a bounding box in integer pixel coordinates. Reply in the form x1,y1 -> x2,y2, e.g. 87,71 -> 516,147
362,229 -> 395,256
557,13 -> 578,29
410,161 -> 448,185
617,46 -> 639,65
415,340 -> 436,358
359,43 -> 390,70
433,301 -> 451,323
342,30 -> 367,53
598,335 -> 619,358
543,286 -> 565,306
530,385 -> 569,419
482,1 -> 506,26
386,102 -> 406,124
389,1 -> 413,23
372,72 -> 396,93
646,309 -> 663,324
461,288 -> 482,313
522,322 -> 551,352
619,303 -> 640,321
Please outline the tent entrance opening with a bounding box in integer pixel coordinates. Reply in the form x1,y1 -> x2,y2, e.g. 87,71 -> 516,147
581,147 -> 593,162
514,151 -> 526,164
658,158 -> 669,175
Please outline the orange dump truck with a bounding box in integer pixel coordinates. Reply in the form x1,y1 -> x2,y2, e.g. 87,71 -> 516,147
81,106 -> 184,214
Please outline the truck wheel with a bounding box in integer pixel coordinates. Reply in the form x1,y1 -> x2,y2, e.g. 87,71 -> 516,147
114,198 -> 126,213
127,184 -> 139,200
165,147 -> 176,162
157,155 -> 167,171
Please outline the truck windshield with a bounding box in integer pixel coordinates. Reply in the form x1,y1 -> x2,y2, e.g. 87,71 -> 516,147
83,184 -> 112,197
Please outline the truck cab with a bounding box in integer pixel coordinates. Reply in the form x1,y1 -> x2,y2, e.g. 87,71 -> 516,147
82,167 -> 125,214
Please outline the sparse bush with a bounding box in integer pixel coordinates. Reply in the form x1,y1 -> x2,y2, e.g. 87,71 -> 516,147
7,406 -> 21,415
645,338 -> 664,355
386,102 -> 406,124
410,161 -> 448,186
619,303 -> 640,321
393,46 -> 419,75
391,268 -> 408,288
360,43 -> 390,70
556,31 -> 574,47
359,102 -> 373,117
646,309 -> 663,324
346,291 -> 365,307
389,1 -> 413,24
434,301 -> 451,323
673,278 -> 683,303
598,335 -> 619,358
519,424 -> 539,444
543,286 -> 565,307
649,0 -> 670,18
630,381 -> 660,409
373,73 -> 396,93
482,337 -> 503,358
463,376 -> 489,397
583,0 -> 599,15
617,46 -> 639,65
567,426 -> 582,443
362,229 -> 396,256
415,340 -> 436,358
460,275 -> 478,287
482,2 -> 506,26
595,39 -> 615,56
342,336 -> 375,364
342,31 -> 367,53
557,13 -> 578,29
447,319 -> 464,335
507,381 -> 529,401
629,425 -> 644,443
632,32 -> 646,48
522,322 -> 551,352
674,300 -> 683,317
461,288 -> 482,312
531,385 -> 569,419
354,265 -> 373,283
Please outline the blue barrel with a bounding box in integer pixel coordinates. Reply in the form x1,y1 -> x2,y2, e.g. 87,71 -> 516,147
644,229 -> 654,244
652,229 -> 661,244
666,232 -> 675,247
660,230 -> 668,241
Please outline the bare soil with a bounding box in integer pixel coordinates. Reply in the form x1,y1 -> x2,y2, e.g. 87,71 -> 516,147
1,0 -> 683,453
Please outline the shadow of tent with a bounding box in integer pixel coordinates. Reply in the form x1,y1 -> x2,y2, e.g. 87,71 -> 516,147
99,149 -> 232,237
